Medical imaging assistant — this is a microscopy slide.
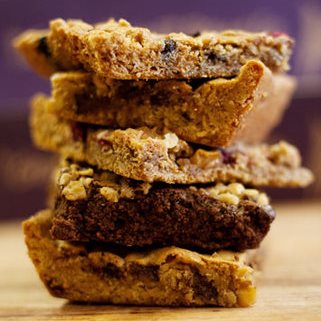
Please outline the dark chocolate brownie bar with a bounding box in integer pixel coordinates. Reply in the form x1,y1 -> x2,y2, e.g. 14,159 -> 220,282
50,160 -> 275,251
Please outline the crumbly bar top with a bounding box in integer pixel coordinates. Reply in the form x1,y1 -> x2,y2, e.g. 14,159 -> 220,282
56,160 -> 269,206
30,97 -> 314,187
14,18 -> 293,79
47,60 -> 270,147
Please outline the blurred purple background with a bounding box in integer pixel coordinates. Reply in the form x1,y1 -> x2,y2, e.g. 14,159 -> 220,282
0,0 -> 320,219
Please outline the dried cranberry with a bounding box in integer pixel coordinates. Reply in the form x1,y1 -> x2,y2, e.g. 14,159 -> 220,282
70,122 -> 85,142
220,149 -> 235,165
98,139 -> 112,147
268,31 -> 288,38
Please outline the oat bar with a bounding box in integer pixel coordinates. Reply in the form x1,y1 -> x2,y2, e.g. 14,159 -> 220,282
24,210 -> 257,307
31,96 -> 314,186
14,18 -> 293,79
46,60 -> 295,147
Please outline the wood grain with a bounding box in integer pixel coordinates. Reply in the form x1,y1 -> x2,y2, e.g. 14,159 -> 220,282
0,202 -> 321,320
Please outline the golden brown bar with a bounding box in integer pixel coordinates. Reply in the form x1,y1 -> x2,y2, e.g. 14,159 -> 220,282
24,210 -> 257,307
14,18 -> 293,79
30,96 -> 314,186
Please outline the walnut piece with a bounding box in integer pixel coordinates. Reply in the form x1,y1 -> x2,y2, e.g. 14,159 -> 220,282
62,180 -> 87,201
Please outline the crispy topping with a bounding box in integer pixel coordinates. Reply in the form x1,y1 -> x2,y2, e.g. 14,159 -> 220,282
62,180 -> 87,201
204,183 -> 269,206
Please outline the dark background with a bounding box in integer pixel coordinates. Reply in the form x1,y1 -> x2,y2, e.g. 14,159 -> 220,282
0,0 -> 320,219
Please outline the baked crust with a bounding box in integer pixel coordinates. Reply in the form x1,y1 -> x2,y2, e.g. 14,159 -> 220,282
23,209 -> 256,307
30,96 -> 313,186
45,61 -> 295,147
14,18 -> 293,79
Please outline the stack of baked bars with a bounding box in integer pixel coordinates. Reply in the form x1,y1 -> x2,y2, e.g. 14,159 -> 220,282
14,18 -> 313,307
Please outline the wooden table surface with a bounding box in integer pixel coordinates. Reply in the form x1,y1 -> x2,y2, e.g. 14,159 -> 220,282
1,202 -> 321,320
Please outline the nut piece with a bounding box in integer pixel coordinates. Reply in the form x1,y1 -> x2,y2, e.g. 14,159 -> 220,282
243,189 -> 259,198
257,193 -> 269,206
100,186 -> 119,202
237,287 -> 256,307
141,182 -> 152,195
79,177 -> 93,188
227,183 -> 245,195
269,141 -> 300,167
163,133 -> 179,149
59,173 -> 72,186
204,182 -> 269,207
207,183 -> 226,197
62,181 -> 87,201
119,183 -> 134,199
216,193 -> 240,205
78,168 -> 94,176
190,149 -> 221,169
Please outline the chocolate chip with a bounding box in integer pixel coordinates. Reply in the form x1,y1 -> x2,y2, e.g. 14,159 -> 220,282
190,31 -> 201,37
91,262 -> 123,279
161,39 -> 177,57
37,36 -> 51,58
129,264 -> 159,281
206,52 -> 228,63
193,270 -> 218,300
101,263 -> 123,279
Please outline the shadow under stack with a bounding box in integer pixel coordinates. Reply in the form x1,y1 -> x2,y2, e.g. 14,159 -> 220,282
14,18 -> 313,307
